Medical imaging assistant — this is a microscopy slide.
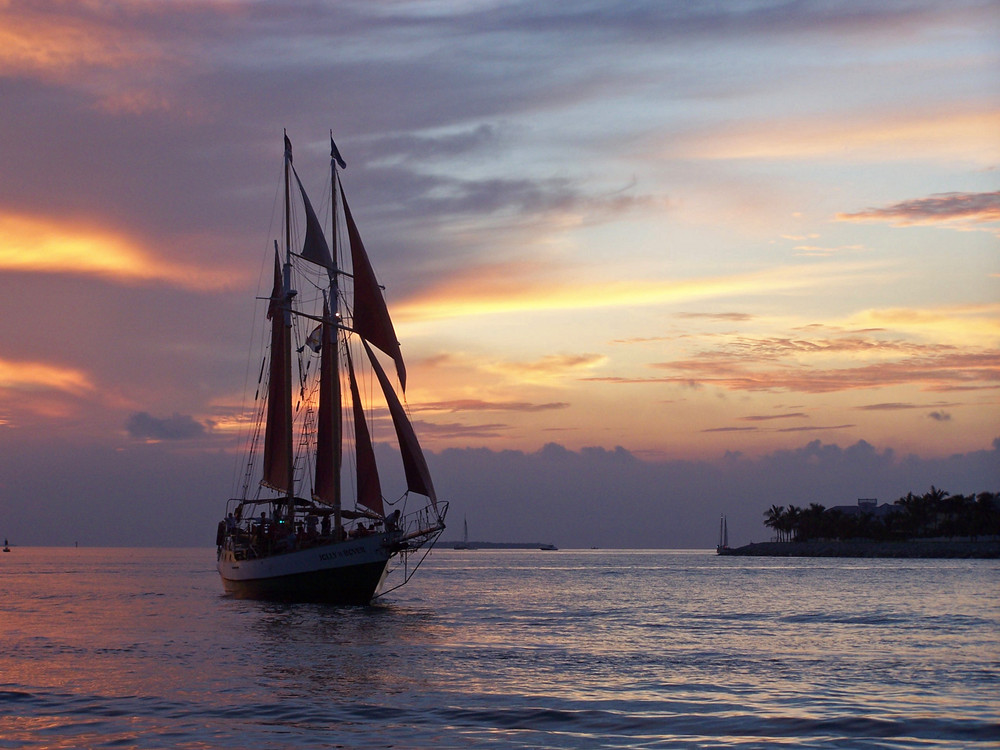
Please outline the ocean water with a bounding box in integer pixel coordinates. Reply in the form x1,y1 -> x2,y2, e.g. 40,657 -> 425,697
0,548 -> 997,749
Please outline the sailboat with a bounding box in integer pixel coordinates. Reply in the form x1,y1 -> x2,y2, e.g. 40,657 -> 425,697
216,132 -> 447,604
454,517 -> 472,549
716,515 -> 729,554
2,538 -> 9,553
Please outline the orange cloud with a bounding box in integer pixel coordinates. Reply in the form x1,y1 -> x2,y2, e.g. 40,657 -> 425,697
489,353 -> 606,385
409,399 -> 570,413
673,108 -> 1000,164
847,305 -> 1000,348
0,6 -> 144,76
0,356 -> 94,400
395,259 -> 889,322
0,211 -> 231,289
636,350 -> 1000,394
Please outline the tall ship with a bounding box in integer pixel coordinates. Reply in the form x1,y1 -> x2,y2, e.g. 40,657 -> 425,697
216,132 -> 447,604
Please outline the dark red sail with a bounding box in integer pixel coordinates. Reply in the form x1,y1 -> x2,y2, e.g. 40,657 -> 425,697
262,250 -> 292,493
342,188 -> 407,391
346,345 -> 384,516
312,301 -> 342,507
363,340 -> 436,507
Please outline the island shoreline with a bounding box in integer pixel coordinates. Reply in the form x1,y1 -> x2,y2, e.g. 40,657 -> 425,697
719,539 -> 1000,558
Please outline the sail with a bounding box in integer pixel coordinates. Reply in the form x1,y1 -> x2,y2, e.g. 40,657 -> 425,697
312,301 -> 341,507
346,345 -> 384,516
342,188 -> 407,390
291,164 -> 333,270
262,250 -> 292,493
363,340 -> 437,507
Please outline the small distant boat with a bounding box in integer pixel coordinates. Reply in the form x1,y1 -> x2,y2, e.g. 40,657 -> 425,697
216,132 -> 447,604
3,538 -> 9,552
716,515 -> 729,554
454,517 -> 473,549
539,543 -> 558,551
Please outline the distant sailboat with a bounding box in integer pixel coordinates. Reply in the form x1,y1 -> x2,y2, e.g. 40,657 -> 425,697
454,517 -> 472,549
716,515 -> 729,553
215,132 -> 447,604
3,538 -> 9,552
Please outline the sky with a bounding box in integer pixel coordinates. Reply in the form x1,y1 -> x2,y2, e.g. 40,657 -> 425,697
0,0 -> 997,548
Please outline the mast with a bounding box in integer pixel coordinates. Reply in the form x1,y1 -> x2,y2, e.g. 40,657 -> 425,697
280,131 -> 295,520
328,133 -> 343,535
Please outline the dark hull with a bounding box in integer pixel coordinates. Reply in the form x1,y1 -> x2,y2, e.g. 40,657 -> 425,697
218,532 -> 396,605
221,558 -> 390,605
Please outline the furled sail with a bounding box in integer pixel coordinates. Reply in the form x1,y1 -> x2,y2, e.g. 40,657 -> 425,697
363,340 -> 437,508
346,345 -> 384,516
343,188 -> 407,390
312,300 -> 341,507
261,250 -> 292,493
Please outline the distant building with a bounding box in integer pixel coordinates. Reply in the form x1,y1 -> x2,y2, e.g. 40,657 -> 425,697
827,498 -> 896,519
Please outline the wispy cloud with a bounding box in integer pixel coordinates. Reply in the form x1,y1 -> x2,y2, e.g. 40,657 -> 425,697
410,419 -> 510,440
490,354 -> 606,384
739,413 -> 808,421
856,401 -> 959,411
396,260 -> 891,322
838,191 -> 1000,232
0,211 -> 236,289
676,312 -> 755,322
641,350 -> 1000,394
410,399 -> 570,413
674,109 -> 1000,164
777,424 -> 854,433
0,356 -> 93,395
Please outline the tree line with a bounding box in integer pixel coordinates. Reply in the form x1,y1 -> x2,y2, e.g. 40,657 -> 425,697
763,487 -> 1000,543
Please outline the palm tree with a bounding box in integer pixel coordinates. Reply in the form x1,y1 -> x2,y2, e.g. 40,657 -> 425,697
798,503 -> 827,541
764,505 -> 785,541
785,505 -> 802,541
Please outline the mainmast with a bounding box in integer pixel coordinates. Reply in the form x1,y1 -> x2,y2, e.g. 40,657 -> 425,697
327,132 -> 344,536
280,131 -> 295,520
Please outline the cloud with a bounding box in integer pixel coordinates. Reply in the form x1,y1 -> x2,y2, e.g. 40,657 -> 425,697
396,260 -> 891,322
0,3 -> 161,77
488,353 -> 607,384
776,424 -> 854,433
640,351 -> 1000,393
126,412 -> 208,441
411,399 -> 570,413
740,413 -> 808,421
676,312 -> 755,322
593,340 -> 1000,394
857,401 -> 959,412
375,167 -> 652,225
410,420 -> 511,440
0,211 -> 235,289
793,244 -> 866,258
837,191 -> 1000,232
673,109 -> 1000,164
370,124 -> 505,161
0,356 -> 93,396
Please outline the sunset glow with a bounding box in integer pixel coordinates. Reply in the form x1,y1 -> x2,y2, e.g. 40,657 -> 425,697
0,0 -> 997,546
